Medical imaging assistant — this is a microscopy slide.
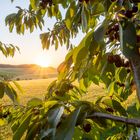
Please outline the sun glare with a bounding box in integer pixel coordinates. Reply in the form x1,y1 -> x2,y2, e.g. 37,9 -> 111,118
35,55 -> 51,68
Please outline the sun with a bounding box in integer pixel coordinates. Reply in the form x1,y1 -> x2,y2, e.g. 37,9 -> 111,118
37,60 -> 50,67
35,55 -> 51,68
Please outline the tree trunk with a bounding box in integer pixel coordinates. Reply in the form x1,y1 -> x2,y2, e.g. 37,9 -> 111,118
130,55 -> 140,102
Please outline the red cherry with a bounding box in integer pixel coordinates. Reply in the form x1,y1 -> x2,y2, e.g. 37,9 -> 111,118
83,123 -> 91,133
132,5 -> 138,13
124,10 -> 133,18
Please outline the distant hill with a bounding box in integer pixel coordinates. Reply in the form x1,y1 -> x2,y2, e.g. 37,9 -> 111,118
0,64 -> 54,69
0,64 -> 57,80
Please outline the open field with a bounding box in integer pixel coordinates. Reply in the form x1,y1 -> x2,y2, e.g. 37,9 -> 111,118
0,66 -> 57,80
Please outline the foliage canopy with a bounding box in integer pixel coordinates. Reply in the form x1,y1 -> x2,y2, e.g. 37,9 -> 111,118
1,0 -> 140,139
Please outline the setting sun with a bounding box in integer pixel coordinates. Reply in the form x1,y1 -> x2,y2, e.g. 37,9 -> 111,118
35,55 -> 51,68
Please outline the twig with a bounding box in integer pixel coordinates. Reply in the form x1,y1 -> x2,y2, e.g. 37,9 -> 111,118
1,104 -> 25,108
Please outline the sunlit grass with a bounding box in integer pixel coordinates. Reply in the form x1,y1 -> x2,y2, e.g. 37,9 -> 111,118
2,78 -> 56,105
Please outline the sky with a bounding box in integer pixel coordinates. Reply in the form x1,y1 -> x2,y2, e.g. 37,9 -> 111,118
0,0 -> 83,67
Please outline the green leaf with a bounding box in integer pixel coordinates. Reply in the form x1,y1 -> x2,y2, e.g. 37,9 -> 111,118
102,126 -> 122,139
40,129 -> 54,139
73,44 -> 88,66
30,0 -> 39,10
65,0 -> 76,29
69,1 -> 76,18
89,38 -> 99,56
13,112 -> 32,140
73,30 -> 94,67
79,79 -> 87,92
5,83 -> 18,103
52,0 -> 62,4
108,82 -> 115,96
55,36 -> 59,50
55,108 -> 81,140
40,33 -> 50,49
100,60 -> 115,87
41,107 -> 64,139
81,5 -> 88,32
115,68 -> 127,83
65,19 -> 71,30
104,0 -> 112,12
5,13 -> 16,25
48,106 -> 64,128
44,100 -> 58,110
103,99 -> 127,116
92,3 -> 104,16
11,120 -> 20,132
119,21 -> 137,58
127,102 -> 140,117
9,22 -> 14,32
57,61 -> 67,73
0,119 -> 5,126
27,98 -> 42,107
73,127 -> 84,140
12,81 -> 24,94
94,25 -> 105,43
0,43 -> 7,57
0,82 -> 5,98
25,122 -> 40,140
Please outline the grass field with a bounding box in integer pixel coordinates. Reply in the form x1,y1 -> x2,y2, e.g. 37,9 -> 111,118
1,78 -> 56,105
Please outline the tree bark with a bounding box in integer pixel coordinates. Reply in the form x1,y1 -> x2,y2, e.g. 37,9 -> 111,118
129,55 -> 140,102
131,0 -> 140,3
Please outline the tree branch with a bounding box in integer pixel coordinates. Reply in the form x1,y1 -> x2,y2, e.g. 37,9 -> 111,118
131,0 -> 140,3
88,112 -> 140,127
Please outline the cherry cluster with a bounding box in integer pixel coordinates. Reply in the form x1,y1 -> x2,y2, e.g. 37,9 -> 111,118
116,81 -> 125,87
122,5 -> 138,18
117,4 -> 138,19
137,35 -> 140,43
82,123 -> 91,133
106,107 -> 114,113
55,84 -> 73,96
107,54 -> 130,68
39,0 -> 53,9
106,23 -> 119,42
0,110 -> 10,118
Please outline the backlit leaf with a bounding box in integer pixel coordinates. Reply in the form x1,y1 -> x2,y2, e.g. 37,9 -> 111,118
0,82 -> 5,98
81,5 -> 88,32
30,0 -> 39,10
13,112 -> 32,140
119,21 -> 137,58
27,98 -> 42,107
55,108 -> 81,140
